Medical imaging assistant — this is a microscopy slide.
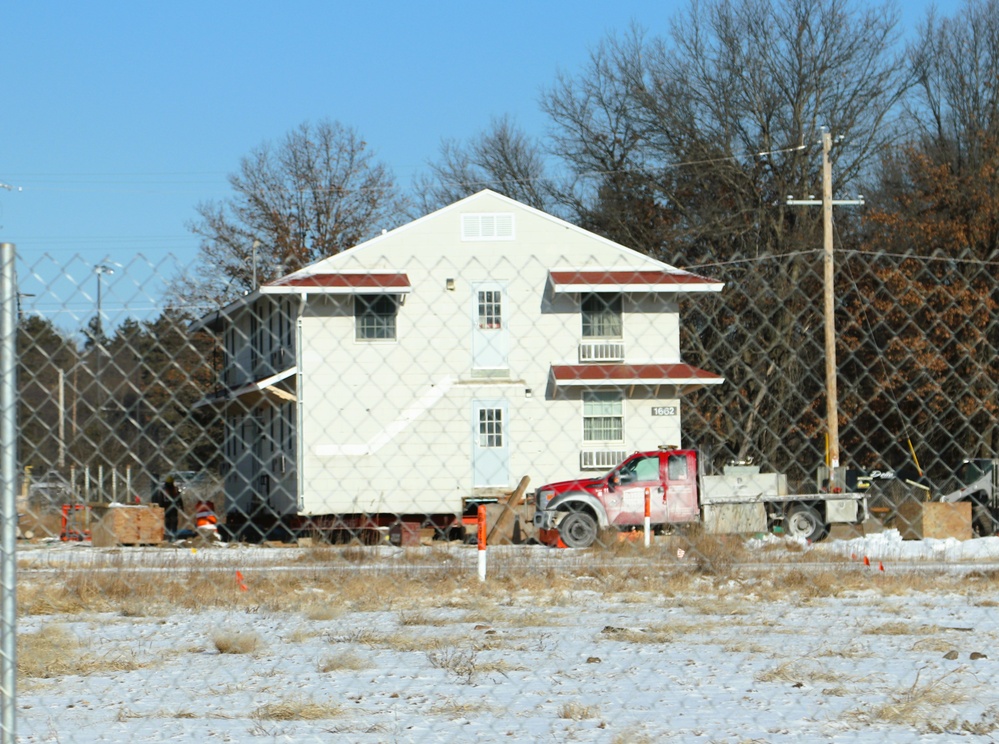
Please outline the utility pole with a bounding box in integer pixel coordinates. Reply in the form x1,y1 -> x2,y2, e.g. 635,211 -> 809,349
787,130 -> 863,489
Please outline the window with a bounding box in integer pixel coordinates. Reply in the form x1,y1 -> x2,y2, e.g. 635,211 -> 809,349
619,455 -> 659,483
583,392 -> 623,442
582,293 -> 622,338
668,454 -> 689,480
478,290 -> 502,329
355,294 -> 398,340
478,408 -> 503,448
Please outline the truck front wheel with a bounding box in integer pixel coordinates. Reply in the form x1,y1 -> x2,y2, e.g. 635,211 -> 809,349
559,511 -> 599,548
785,505 -> 827,542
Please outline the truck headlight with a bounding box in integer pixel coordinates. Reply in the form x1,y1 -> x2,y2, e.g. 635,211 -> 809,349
538,489 -> 556,505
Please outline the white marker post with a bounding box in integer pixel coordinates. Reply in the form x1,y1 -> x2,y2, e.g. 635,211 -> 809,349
644,487 -> 651,548
477,504 -> 487,582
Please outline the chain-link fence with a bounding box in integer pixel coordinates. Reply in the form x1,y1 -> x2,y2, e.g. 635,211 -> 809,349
5,200 -> 999,742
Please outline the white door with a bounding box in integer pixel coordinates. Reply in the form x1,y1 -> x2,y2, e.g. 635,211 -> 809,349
472,400 -> 510,487
471,283 -> 509,372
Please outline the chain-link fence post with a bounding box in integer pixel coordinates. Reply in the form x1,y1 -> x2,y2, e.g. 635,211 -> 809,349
0,243 -> 17,744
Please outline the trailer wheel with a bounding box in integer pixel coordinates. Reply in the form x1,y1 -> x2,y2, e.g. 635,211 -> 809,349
558,511 -> 599,548
785,505 -> 827,542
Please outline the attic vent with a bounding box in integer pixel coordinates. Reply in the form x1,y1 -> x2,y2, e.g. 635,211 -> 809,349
462,213 -> 515,241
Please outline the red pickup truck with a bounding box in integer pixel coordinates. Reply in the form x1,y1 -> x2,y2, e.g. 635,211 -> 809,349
533,446 -> 868,547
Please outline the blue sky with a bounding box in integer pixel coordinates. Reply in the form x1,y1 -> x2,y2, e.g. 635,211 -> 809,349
3,1 -> 934,332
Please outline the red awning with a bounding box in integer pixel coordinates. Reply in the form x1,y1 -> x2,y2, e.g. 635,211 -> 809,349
548,270 -> 722,293
550,363 -> 724,390
262,273 -> 411,294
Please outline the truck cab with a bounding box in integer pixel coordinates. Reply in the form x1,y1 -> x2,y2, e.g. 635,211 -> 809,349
534,447 -> 700,548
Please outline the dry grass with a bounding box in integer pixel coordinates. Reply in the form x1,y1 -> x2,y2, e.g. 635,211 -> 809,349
476,658 -> 528,674
399,609 -> 455,626
286,625 -> 318,643
301,601 -> 345,622
558,701 -> 599,720
317,649 -> 369,673
925,708 -> 999,736
850,669 -> 971,726
611,734 -> 656,744
814,641 -> 876,659
17,544 -> 999,627
430,698 -> 497,719
756,660 -> 856,685
599,624 -> 675,645
910,637 -> 962,654
864,621 -> 942,636
492,609 -> 565,628
213,630 -> 263,655
337,628 -> 442,653
252,697 -> 343,720
427,646 -> 479,683
722,640 -> 774,654
18,624 -> 149,679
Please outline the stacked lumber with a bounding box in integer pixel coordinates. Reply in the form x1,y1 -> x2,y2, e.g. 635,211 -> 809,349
91,505 -> 164,547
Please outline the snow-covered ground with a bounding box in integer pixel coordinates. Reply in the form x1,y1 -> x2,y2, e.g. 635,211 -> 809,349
15,531 -> 999,742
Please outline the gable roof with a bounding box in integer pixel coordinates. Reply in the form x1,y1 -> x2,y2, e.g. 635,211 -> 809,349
192,189 -> 722,330
276,190 -> 718,284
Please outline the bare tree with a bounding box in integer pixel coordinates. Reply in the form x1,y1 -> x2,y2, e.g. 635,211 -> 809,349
413,115 -> 555,215
177,119 -> 409,311
544,2 -> 909,259
541,0 -> 911,476
906,0 -> 999,175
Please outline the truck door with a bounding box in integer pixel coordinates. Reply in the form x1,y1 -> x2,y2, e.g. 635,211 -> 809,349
665,451 -> 699,522
613,454 -> 664,526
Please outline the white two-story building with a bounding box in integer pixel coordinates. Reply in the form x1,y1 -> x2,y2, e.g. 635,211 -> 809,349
193,190 -> 723,537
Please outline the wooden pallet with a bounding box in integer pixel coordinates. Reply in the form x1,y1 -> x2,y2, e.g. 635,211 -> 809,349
90,505 -> 164,547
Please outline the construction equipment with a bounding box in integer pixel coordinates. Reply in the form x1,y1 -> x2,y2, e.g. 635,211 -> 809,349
937,458 -> 999,536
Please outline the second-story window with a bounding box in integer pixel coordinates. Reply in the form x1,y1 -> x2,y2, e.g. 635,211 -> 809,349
355,294 -> 398,340
582,293 -> 622,338
478,290 -> 502,329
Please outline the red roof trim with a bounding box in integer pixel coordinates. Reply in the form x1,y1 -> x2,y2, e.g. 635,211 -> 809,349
266,273 -> 411,290
551,363 -> 723,384
549,270 -> 719,287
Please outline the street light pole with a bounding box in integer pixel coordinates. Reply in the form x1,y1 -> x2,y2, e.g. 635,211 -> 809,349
93,265 -> 114,468
94,264 -> 114,345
